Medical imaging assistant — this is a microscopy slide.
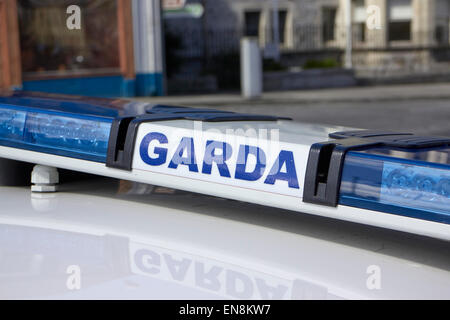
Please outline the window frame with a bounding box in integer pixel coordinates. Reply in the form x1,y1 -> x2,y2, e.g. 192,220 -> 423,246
321,6 -> 337,44
243,10 -> 261,38
387,0 -> 412,43
17,0 -> 134,81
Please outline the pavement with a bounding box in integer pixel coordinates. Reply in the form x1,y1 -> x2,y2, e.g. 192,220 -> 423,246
133,82 -> 450,136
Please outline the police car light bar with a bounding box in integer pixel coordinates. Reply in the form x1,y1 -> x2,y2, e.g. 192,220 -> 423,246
0,92 -> 449,240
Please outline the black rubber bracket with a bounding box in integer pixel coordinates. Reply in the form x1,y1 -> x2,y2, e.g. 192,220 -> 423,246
106,105 -> 290,170
303,130 -> 450,207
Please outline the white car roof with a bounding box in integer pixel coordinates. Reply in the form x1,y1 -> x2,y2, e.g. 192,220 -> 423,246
1,177 -> 449,300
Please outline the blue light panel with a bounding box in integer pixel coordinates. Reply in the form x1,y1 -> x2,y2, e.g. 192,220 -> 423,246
0,104 -> 113,162
340,147 -> 450,224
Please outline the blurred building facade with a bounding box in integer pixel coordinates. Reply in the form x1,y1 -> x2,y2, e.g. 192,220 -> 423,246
0,0 -> 164,97
2,0 -> 450,96
165,0 -> 450,91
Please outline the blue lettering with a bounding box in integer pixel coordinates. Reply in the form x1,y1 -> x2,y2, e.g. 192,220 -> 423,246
264,150 -> 299,189
168,137 -> 198,172
139,132 -> 168,166
202,140 -> 232,177
140,133 -> 299,191
235,145 -> 266,181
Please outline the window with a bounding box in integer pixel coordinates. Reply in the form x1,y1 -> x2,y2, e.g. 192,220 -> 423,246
352,0 -> 366,42
244,11 -> 260,37
435,25 -> 445,45
389,21 -> 411,41
434,0 -> 450,45
18,0 -> 120,75
388,0 -> 412,41
322,7 -> 337,42
278,10 -> 287,44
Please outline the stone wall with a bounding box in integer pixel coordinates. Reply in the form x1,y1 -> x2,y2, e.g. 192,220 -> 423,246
263,68 -> 356,91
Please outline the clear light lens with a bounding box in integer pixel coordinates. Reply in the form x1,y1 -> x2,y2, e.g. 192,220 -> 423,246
380,163 -> 450,214
25,113 -> 111,155
0,108 -> 27,140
